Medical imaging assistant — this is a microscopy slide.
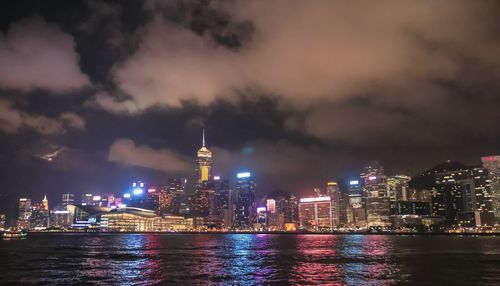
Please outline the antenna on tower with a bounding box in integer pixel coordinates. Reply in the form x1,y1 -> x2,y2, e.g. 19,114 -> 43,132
202,128 -> 206,147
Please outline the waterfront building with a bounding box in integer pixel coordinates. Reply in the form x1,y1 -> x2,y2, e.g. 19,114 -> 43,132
216,178 -> 235,229
17,198 -> 31,230
234,172 -> 256,229
394,201 -> 431,216
298,196 -> 333,230
346,179 -> 366,226
62,193 -> 75,207
255,206 -> 267,229
482,155 -> 500,221
0,214 -> 5,231
68,205 -> 192,231
433,168 -> 495,226
326,182 -> 341,227
275,193 -> 298,224
365,175 -> 391,227
265,198 -> 285,230
362,162 -> 391,227
29,201 -> 49,230
51,205 -> 73,228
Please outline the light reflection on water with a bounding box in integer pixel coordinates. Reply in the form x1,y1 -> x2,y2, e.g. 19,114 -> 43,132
0,234 -> 498,285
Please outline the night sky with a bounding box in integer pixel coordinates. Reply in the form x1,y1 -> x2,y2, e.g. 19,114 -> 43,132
1,0 -> 500,208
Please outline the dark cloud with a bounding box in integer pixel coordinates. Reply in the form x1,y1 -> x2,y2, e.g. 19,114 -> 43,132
1,0 -> 500,207
0,16 -> 90,92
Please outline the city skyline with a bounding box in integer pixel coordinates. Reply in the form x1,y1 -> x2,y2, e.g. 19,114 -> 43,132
1,128 -> 498,219
3,132 -> 497,232
1,2 -> 499,284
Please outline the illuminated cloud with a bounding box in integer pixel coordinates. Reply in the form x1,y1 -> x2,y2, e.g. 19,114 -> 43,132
108,138 -> 193,173
0,16 -> 90,93
108,1 -> 500,144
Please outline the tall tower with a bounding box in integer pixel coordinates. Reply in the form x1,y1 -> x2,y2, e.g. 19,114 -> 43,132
42,194 -> 49,211
196,129 -> 213,182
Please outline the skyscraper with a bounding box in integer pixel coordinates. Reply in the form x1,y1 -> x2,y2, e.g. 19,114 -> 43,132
17,198 -> 31,230
326,182 -> 341,227
346,179 -> 366,226
234,172 -> 256,229
387,175 -> 411,215
196,129 -> 212,182
298,196 -> 333,230
482,155 -> 500,221
387,175 -> 411,202
158,178 -> 186,214
42,194 -> 49,211
363,162 -> 391,227
217,178 -> 235,229
433,167 -> 495,226
61,193 -> 75,207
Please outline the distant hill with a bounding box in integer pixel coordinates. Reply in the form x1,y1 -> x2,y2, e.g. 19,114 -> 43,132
409,160 -> 471,190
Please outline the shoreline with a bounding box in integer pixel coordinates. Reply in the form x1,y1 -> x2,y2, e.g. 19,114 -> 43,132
26,231 -> 500,236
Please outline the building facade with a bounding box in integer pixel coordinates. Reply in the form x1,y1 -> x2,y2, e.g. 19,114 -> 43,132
298,196 -> 333,230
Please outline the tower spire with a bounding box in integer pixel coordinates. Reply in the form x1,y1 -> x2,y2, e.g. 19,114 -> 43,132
202,128 -> 205,147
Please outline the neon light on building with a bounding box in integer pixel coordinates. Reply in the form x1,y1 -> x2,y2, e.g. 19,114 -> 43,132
237,172 -> 251,178
300,196 -> 331,203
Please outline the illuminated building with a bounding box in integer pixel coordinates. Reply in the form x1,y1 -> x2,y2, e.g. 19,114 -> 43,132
275,193 -> 298,224
284,223 -> 297,231
196,129 -> 212,182
434,168 -> 495,226
158,178 -> 187,214
363,162 -> 391,227
17,198 -> 31,230
360,161 -> 385,181
387,175 -> 411,201
51,206 -> 73,228
67,205 -> 192,231
326,182 -> 341,227
346,179 -> 366,226
62,193 -> 75,206
298,196 -> 333,230
123,180 -> 148,208
313,187 -> 322,197
42,194 -> 49,210
81,193 -> 93,206
387,175 -> 411,215
0,214 -> 6,231
191,181 -> 213,217
267,199 -> 276,214
394,201 -> 430,216
256,207 -> 267,229
482,155 -> 500,220
216,178 -> 235,229
267,210 -> 285,231
29,200 -> 50,230
234,172 -> 256,229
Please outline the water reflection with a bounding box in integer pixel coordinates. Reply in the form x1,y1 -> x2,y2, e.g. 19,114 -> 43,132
1,234 -> 498,285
